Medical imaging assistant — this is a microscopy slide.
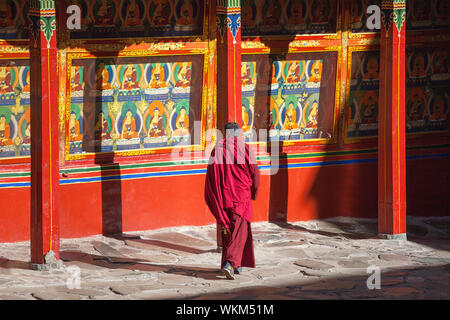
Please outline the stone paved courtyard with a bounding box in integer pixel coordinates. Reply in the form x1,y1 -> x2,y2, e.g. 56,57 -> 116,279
0,216 -> 449,300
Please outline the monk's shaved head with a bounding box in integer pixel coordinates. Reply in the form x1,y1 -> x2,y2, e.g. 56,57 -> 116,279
224,122 -> 241,138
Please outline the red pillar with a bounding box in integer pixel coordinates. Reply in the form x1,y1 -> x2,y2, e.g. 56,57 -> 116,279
215,0 -> 243,248
29,0 -> 61,266
216,0 -> 243,129
378,1 -> 407,239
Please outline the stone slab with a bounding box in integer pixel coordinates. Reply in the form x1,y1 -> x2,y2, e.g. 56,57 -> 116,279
294,259 -> 334,271
148,232 -> 215,249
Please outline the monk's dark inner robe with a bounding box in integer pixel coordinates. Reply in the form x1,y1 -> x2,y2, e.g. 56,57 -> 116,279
205,135 -> 260,270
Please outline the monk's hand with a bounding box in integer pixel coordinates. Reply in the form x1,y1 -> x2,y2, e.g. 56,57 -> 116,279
222,227 -> 231,236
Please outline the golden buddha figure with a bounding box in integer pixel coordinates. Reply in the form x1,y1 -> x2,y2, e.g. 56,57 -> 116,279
311,0 -> 329,24
411,52 -> 426,78
0,67 -> 13,94
363,56 -> 379,80
306,101 -> 319,129
69,112 -> 83,142
0,1 -> 13,28
288,0 -> 305,25
71,67 -> 84,92
283,102 -> 299,130
0,115 -> 13,146
308,60 -> 323,83
153,0 -> 170,25
430,96 -> 446,121
121,109 -> 139,139
96,63 -> 112,90
241,63 -> 253,86
242,106 -> 251,132
122,65 -> 140,90
175,62 -> 191,88
149,63 -> 167,89
148,107 -> 165,137
287,61 -> 301,83
173,108 -> 189,136
22,72 -> 31,93
124,0 -> 141,26
95,111 -> 112,140
242,1 -> 255,27
95,0 -> 114,25
177,0 -> 195,25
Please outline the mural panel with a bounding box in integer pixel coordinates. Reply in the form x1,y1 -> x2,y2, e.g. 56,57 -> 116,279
0,0 -> 29,40
242,52 -> 337,142
67,54 -> 204,157
241,0 -> 337,36
347,51 -> 379,138
0,59 -> 30,158
406,46 -> 450,133
406,0 -> 450,30
69,0 -> 205,39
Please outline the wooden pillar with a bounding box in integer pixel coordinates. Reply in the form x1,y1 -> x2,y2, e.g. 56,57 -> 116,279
216,0 -> 243,129
29,0 -> 61,266
215,0 -> 243,248
378,0 -> 407,239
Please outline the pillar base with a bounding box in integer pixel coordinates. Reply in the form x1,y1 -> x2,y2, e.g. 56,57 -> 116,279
378,233 -> 407,240
30,250 -> 64,271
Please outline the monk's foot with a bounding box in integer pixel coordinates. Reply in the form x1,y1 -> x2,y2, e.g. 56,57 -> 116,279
234,267 -> 242,274
222,261 -> 235,280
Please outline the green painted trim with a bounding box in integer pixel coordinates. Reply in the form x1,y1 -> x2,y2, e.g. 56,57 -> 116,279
0,172 -> 30,178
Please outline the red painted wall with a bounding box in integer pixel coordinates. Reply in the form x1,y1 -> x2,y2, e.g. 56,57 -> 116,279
1,152 -> 448,243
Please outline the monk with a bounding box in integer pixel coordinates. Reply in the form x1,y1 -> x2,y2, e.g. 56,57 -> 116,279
204,122 -> 260,280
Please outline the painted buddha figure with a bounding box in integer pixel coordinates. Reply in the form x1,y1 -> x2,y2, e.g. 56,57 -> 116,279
22,122 -> 31,144
410,52 -> 426,78
95,0 -> 114,25
121,109 -> 139,139
436,0 -> 450,21
430,96 -> 446,121
306,101 -> 319,129
0,1 -> 13,28
96,62 -> 112,90
124,0 -> 141,26
288,0 -> 305,25
433,51 -> 448,75
407,92 -> 424,121
22,72 -> 31,93
177,0 -> 196,26
413,0 -> 431,21
174,107 -> 189,136
263,0 -> 280,26
122,65 -> 140,90
71,67 -> 84,92
0,115 -> 12,146
95,111 -> 111,140
283,102 -> 299,130
153,0 -> 170,25
363,57 -> 379,80
361,93 -> 378,124
149,64 -> 167,89
242,106 -> 251,132
241,63 -> 253,86
148,107 -> 164,137
311,0 -> 329,24
308,60 -> 323,82
69,112 -> 83,142
175,62 -> 191,88
287,61 -> 301,83
351,1 -> 362,26
0,67 -> 13,94
242,1 -> 255,27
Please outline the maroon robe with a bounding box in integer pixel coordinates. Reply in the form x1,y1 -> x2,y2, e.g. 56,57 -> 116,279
205,137 -> 260,269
